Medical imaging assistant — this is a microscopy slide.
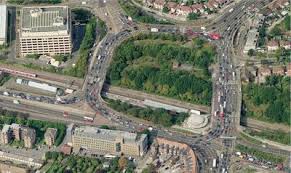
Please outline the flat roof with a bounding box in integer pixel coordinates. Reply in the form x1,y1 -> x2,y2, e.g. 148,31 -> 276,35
21,6 -> 69,33
0,5 -> 7,41
73,126 -> 147,144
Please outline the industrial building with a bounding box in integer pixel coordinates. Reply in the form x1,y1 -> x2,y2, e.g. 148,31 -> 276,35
0,4 -> 7,45
44,128 -> 57,147
20,6 -> 72,57
72,126 -> 148,157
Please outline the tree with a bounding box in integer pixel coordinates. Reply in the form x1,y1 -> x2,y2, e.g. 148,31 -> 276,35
187,13 -> 199,20
118,156 -> 128,170
162,7 -> 169,13
247,49 -> 256,56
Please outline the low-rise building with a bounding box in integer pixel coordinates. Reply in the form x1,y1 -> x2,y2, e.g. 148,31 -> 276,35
72,126 -> 148,157
267,40 -> 279,51
176,5 -> 193,16
44,128 -> 57,147
280,40 -> 291,50
286,64 -> 291,76
153,0 -> 165,10
258,66 -> 272,83
167,2 -> 178,13
244,29 -> 259,53
272,66 -> 285,75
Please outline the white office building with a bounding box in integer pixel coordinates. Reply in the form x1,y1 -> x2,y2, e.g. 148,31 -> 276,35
0,5 -> 7,45
20,6 -> 72,57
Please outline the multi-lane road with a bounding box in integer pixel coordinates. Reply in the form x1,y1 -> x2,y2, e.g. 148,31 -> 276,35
2,0 -> 288,172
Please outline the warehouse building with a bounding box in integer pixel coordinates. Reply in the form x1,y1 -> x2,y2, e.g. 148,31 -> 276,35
72,126 -> 148,157
20,6 -> 72,57
16,78 -> 58,93
0,4 -> 7,45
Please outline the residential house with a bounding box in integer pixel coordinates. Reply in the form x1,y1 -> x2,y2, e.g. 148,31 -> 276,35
176,5 -> 193,16
272,66 -> 285,75
280,40 -> 291,50
153,0 -> 165,10
191,4 -> 205,14
267,40 -> 279,51
144,0 -> 154,7
167,2 -> 178,13
258,66 -> 271,83
286,64 -> 291,76
209,0 -> 219,8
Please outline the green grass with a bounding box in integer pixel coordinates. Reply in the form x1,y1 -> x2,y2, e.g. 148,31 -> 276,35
236,144 -> 286,163
246,129 -> 291,146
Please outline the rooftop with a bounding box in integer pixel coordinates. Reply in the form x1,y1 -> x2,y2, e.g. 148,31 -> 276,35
73,126 -> 146,144
21,6 -> 69,33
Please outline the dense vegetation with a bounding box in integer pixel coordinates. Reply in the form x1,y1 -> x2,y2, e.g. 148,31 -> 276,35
0,108 -> 66,146
0,74 -> 11,86
108,33 -> 215,105
242,75 -> 290,125
97,17 -> 107,40
236,144 -> 285,163
188,13 -> 200,20
119,0 -> 173,24
45,151 -> 135,173
65,19 -> 97,77
8,0 -> 61,4
72,8 -> 93,24
269,15 -> 290,38
105,98 -> 189,127
247,129 -> 290,145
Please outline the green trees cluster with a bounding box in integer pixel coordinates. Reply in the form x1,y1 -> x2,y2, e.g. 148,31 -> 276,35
45,151 -> 135,173
236,144 -> 285,163
97,18 -> 107,40
108,35 -> 215,105
269,15 -> 290,38
119,0 -> 172,24
65,18 -> 96,77
187,13 -> 200,20
45,152 -> 101,173
243,75 -> 290,125
106,98 -> 189,127
0,108 -> 66,146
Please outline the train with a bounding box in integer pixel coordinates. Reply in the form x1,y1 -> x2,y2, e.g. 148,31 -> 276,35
0,67 -> 37,78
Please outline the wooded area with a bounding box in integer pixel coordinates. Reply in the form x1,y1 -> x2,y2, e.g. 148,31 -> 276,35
108,34 -> 216,105
106,98 -> 189,127
242,75 -> 290,125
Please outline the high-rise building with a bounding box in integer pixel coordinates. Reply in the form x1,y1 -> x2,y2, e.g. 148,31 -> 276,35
44,128 -> 57,147
10,123 -> 21,141
21,127 -> 36,149
72,126 -> 148,157
0,125 -> 12,144
0,4 -> 7,45
20,6 -> 72,57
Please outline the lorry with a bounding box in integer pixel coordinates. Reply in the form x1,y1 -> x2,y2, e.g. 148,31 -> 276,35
150,28 -> 159,32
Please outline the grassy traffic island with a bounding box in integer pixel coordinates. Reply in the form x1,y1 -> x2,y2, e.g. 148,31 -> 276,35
105,33 -> 216,127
